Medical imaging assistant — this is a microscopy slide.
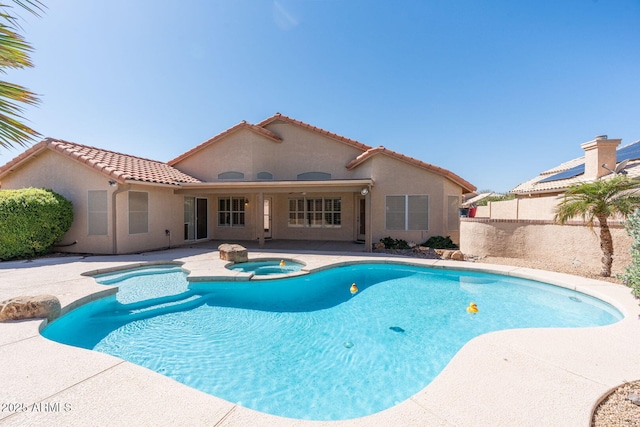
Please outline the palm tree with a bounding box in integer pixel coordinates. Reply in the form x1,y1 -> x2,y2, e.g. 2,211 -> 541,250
554,175 -> 640,277
0,0 -> 44,149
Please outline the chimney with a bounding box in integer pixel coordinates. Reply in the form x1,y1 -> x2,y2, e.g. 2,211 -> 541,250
580,135 -> 621,179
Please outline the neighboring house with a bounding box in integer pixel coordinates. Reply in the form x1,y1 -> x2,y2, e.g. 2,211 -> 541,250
0,113 -> 476,254
460,135 -> 637,268
476,135 -> 640,220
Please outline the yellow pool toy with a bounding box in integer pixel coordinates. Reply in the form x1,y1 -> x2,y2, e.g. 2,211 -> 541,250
350,283 -> 359,295
280,260 -> 286,267
466,302 -> 478,314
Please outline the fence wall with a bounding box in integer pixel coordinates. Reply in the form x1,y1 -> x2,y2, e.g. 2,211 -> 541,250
460,218 -> 632,275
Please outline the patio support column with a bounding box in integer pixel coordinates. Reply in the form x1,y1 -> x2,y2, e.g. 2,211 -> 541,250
365,190 -> 372,252
257,191 -> 265,247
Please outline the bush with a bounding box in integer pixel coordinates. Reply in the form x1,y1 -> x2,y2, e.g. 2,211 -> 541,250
0,188 -> 73,260
422,235 -> 458,249
621,210 -> 640,303
475,193 -> 515,206
379,236 -> 410,250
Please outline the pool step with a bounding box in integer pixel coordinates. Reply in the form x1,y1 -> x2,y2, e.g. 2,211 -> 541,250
92,291 -> 207,322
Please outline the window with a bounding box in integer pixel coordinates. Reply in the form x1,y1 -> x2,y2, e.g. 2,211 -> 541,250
129,191 -> 148,234
257,171 -> 273,180
385,195 -> 429,231
296,172 -> 331,180
184,197 -> 195,240
218,197 -> 245,227
288,197 -> 341,228
447,195 -> 460,230
217,171 -> 244,180
88,190 -> 108,235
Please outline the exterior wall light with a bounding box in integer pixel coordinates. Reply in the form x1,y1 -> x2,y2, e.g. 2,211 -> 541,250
360,187 -> 369,196
108,180 -> 117,187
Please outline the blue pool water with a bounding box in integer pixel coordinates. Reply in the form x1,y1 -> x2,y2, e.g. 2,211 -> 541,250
226,259 -> 304,275
42,263 -> 622,421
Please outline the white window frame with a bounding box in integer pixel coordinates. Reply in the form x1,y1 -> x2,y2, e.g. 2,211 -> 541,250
287,197 -> 341,228
218,197 -> 245,227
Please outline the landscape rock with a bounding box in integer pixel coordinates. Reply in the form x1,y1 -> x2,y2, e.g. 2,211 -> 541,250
0,295 -> 61,322
451,250 -> 465,261
373,242 -> 385,250
218,243 -> 248,263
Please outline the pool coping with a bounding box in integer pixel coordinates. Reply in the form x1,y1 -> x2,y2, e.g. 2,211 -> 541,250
1,247 -> 639,426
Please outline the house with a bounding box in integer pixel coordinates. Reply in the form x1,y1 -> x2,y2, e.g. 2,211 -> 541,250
474,135 -> 640,220
0,113 -> 476,254
460,135 -> 638,267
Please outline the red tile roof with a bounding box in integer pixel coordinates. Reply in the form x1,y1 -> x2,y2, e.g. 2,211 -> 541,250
0,138 -> 201,186
347,146 -> 477,193
168,121 -> 282,166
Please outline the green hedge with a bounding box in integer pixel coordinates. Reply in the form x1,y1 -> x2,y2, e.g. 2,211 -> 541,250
621,209 -> 640,304
0,188 -> 73,260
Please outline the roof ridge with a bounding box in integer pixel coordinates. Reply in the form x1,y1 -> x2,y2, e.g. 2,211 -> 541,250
347,145 -> 476,193
46,138 -> 167,164
168,121 -> 281,165
0,137 -> 201,186
256,113 -> 372,151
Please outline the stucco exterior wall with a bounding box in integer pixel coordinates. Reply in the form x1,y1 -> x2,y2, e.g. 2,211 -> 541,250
113,184 -> 184,254
367,155 -> 462,245
460,218 -> 632,272
0,150 -> 186,255
0,150 -> 114,254
172,125 -> 366,182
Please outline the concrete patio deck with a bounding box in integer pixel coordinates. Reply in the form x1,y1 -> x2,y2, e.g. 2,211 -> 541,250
1,243 -> 639,426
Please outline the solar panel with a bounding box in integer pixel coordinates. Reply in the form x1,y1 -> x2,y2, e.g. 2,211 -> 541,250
538,140 -> 640,183
615,140 -> 640,163
538,164 -> 585,183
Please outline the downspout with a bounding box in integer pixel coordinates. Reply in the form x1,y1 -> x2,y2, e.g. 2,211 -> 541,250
111,183 -> 131,254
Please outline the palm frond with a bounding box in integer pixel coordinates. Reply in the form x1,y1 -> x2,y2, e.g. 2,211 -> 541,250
0,0 -> 43,149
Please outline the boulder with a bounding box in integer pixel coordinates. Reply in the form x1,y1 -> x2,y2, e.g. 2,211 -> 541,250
0,295 -> 61,322
218,243 -> 248,263
451,250 -> 465,261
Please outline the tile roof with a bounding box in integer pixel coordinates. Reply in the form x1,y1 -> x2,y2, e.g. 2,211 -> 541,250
168,121 -> 282,166
0,138 -> 201,186
347,146 -> 477,193
511,140 -> 640,195
256,113 -> 372,152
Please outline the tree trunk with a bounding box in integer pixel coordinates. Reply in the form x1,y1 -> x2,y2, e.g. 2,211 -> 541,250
598,214 -> 614,277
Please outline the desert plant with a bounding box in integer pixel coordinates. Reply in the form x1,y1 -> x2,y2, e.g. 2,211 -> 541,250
621,209 -> 640,302
422,235 -> 458,249
0,188 -> 73,260
554,175 -> 640,277
379,236 -> 410,250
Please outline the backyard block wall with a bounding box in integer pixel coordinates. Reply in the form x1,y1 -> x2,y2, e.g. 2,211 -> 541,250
473,197 -> 558,221
460,218 -> 633,274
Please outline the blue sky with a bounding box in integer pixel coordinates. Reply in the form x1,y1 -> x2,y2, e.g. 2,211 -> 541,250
1,0 -> 639,192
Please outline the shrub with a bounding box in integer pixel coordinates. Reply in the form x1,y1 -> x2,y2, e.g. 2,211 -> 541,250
475,193 -> 515,207
379,236 -> 410,250
0,188 -> 73,260
422,235 -> 458,249
621,210 -> 640,303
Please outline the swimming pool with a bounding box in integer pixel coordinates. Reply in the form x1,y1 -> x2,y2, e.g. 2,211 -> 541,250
42,262 -> 622,421
225,259 -> 305,276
